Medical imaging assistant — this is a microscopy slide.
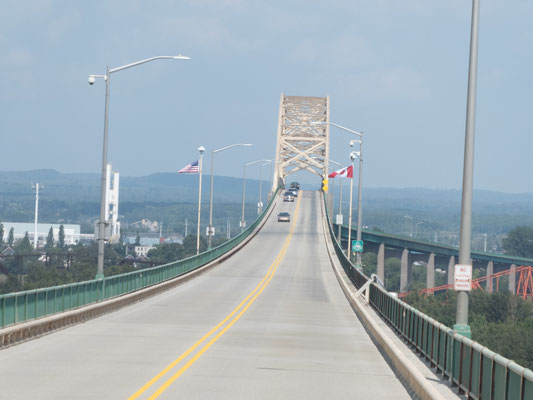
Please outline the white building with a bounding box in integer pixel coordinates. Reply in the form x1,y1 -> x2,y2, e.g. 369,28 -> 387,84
134,245 -> 155,258
1,222 -> 83,247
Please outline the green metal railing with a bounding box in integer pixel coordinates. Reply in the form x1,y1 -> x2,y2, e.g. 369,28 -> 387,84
323,193 -> 533,399
0,188 -> 280,329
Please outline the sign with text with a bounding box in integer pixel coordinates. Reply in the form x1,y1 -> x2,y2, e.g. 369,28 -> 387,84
336,214 -> 343,225
454,264 -> 472,291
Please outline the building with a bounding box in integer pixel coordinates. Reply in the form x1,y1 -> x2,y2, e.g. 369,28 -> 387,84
134,245 -> 155,258
1,222 -> 82,247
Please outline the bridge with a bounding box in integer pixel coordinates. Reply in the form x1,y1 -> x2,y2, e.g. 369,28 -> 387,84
1,95 -> 532,399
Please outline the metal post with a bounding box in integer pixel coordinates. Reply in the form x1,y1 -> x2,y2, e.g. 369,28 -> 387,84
355,138 -> 363,269
347,160 -> 355,258
240,164 -> 246,231
96,67 -> 110,280
207,143 -> 252,249
33,183 -> 40,249
337,179 -> 343,242
455,0 -> 480,339
258,163 -> 263,214
208,150 -> 215,249
196,147 -> 204,255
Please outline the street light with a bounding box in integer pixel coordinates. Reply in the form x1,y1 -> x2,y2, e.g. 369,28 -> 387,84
196,146 -> 205,255
415,221 -> 424,238
328,159 -> 342,234
89,54 -> 190,279
347,150 -> 359,261
241,159 -> 270,231
209,143 -> 252,248
404,215 -> 413,237
455,0 -> 481,339
313,121 -> 364,267
258,160 -> 273,214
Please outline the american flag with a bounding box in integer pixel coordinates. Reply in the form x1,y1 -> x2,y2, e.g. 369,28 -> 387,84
178,160 -> 200,173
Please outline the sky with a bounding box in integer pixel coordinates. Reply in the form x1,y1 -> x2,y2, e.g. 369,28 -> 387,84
1,0 -> 532,193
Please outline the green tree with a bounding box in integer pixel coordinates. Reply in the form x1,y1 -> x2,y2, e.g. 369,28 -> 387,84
8,227 -> 14,247
16,232 -> 32,251
45,226 -> 54,249
0,222 -> 4,249
502,226 -> 533,257
147,243 -> 184,264
58,225 -> 65,248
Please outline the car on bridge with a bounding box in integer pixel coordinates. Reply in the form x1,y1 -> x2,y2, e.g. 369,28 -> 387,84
290,182 -> 300,190
277,212 -> 291,222
283,192 -> 294,202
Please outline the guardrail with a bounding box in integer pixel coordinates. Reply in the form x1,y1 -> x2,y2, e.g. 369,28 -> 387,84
323,192 -> 533,399
0,188 -> 280,329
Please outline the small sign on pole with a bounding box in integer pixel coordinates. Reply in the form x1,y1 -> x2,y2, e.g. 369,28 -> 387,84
206,226 -> 215,236
352,240 -> 363,253
454,264 -> 472,291
336,214 -> 343,225
239,220 -> 246,228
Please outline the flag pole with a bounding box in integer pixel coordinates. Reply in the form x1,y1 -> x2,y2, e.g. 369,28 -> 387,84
196,146 -> 205,255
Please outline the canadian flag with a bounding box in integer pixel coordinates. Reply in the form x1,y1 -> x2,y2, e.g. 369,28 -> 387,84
328,165 -> 353,178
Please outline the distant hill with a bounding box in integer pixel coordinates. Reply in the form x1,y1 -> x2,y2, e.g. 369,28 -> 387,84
2,169 -> 533,240
0,169 -> 270,203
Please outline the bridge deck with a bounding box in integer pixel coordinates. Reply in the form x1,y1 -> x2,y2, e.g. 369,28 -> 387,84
0,192 -> 410,399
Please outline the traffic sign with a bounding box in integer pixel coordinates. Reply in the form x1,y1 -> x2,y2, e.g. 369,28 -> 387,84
352,240 -> 363,252
206,226 -> 215,236
454,264 -> 472,291
336,214 -> 343,225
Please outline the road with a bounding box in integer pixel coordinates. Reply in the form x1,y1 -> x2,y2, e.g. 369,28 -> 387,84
0,191 -> 410,399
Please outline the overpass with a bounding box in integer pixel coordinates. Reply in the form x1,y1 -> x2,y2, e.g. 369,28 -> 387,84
1,95 -> 532,399
334,223 -> 533,294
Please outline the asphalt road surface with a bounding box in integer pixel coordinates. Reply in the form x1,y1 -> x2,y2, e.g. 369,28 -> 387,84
0,191 -> 410,399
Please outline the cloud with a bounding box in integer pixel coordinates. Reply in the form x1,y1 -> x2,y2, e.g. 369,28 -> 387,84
156,15 -> 253,52
337,66 -> 430,101
5,48 -> 34,67
47,12 -> 81,42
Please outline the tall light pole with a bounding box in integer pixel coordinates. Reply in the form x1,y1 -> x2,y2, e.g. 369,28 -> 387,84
241,159 -> 269,231
209,143 -> 252,248
89,55 -> 190,279
196,146 -> 205,255
328,159 -> 342,226
315,122 -> 364,268
258,160 -> 273,214
455,0 -> 480,339
347,151 -> 357,260
415,221 -> 424,238
404,215 -> 413,237
32,183 -> 42,249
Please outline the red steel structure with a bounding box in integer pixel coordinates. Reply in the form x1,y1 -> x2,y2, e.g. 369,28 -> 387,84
399,265 -> 533,299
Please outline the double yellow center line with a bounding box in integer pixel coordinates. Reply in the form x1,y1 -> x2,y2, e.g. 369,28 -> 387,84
129,194 -> 302,399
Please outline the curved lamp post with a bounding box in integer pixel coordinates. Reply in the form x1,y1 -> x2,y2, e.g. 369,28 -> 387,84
208,143 -> 252,248
241,159 -> 270,230
89,55 -> 190,279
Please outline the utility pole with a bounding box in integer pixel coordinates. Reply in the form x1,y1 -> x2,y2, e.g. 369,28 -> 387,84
32,183 -> 42,249
455,0 -> 480,339
185,218 -> 188,237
